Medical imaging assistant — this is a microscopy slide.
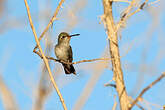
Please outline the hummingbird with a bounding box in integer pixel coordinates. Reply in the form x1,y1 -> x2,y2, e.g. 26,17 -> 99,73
55,32 -> 80,75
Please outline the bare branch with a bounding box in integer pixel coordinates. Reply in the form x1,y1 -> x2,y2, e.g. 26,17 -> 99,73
112,95 -> 117,110
34,0 -> 65,50
24,0 -> 67,110
111,0 -> 131,3
33,46 -> 114,64
129,96 -> 144,110
126,0 -> 149,18
115,0 -> 160,38
33,40 -> 53,110
102,0 -> 130,109
47,56 -> 112,64
128,72 -> 165,110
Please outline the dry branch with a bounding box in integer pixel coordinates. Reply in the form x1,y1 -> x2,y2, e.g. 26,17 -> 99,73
126,0 -> 149,18
116,0 -> 159,37
102,0 -> 130,110
34,0 -> 65,50
128,72 -> 165,110
112,95 -> 117,110
33,47 -> 114,64
24,0 -> 67,110
129,96 -> 144,110
33,43 -> 53,110
47,56 -> 112,64
102,0 -> 161,109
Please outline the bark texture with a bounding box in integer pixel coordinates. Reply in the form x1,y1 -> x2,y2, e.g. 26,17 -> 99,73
102,0 -> 130,109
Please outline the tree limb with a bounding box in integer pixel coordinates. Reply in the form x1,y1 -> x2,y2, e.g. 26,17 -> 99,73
102,0 -> 130,109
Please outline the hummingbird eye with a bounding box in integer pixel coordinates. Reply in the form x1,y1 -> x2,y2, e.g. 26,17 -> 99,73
61,35 -> 65,39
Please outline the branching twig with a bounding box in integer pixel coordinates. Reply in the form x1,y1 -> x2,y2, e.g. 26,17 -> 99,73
115,0 -> 160,39
126,0 -> 149,18
129,96 -> 144,110
34,0 -> 65,51
128,72 -> 165,110
24,0 -> 67,110
47,56 -> 112,64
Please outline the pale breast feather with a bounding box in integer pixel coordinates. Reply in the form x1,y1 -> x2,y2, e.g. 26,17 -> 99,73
55,45 -> 71,61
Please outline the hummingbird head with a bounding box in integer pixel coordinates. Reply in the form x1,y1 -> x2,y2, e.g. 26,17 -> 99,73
58,32 -> 80,45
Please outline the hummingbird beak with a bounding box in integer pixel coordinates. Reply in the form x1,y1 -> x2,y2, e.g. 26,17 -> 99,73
70,34 -> 80,37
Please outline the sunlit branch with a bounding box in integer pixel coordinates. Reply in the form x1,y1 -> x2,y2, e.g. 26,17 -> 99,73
33,0 -> 65,51
34,49 -> 112,64
24,0 -> 67,110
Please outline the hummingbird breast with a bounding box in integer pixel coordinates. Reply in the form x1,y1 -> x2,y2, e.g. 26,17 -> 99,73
55,44 -> 73,62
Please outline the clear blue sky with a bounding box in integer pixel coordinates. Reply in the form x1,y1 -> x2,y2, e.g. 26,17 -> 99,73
0,0 -> 165,110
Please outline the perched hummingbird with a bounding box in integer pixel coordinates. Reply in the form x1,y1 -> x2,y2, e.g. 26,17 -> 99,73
55,32 -> 80,75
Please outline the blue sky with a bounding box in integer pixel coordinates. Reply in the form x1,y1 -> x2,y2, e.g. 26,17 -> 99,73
0,0 -> 165,110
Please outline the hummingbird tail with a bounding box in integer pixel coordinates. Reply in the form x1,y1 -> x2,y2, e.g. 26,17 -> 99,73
62,63 -> 76,75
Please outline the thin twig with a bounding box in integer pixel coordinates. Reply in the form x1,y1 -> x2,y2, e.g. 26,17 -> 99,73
40,54 -> 112,64
33,47 -> 113,64
34,0 -> 65,50
125,0 -> 161,19
129,96 -> 144,110
33,39 -> 53,110
115,0 -> 152,38
128,72 -> 165,110
24,0 -> 67,110
116,0 -> 136,29
112,0 -> 131,4
112,95 -> 117,110
48,57 -> 112,64
127,0 -> 149,18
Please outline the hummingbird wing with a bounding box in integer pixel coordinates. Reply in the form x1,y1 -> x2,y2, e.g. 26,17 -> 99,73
62,45 -> 76,75
68,46 -> 73,62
